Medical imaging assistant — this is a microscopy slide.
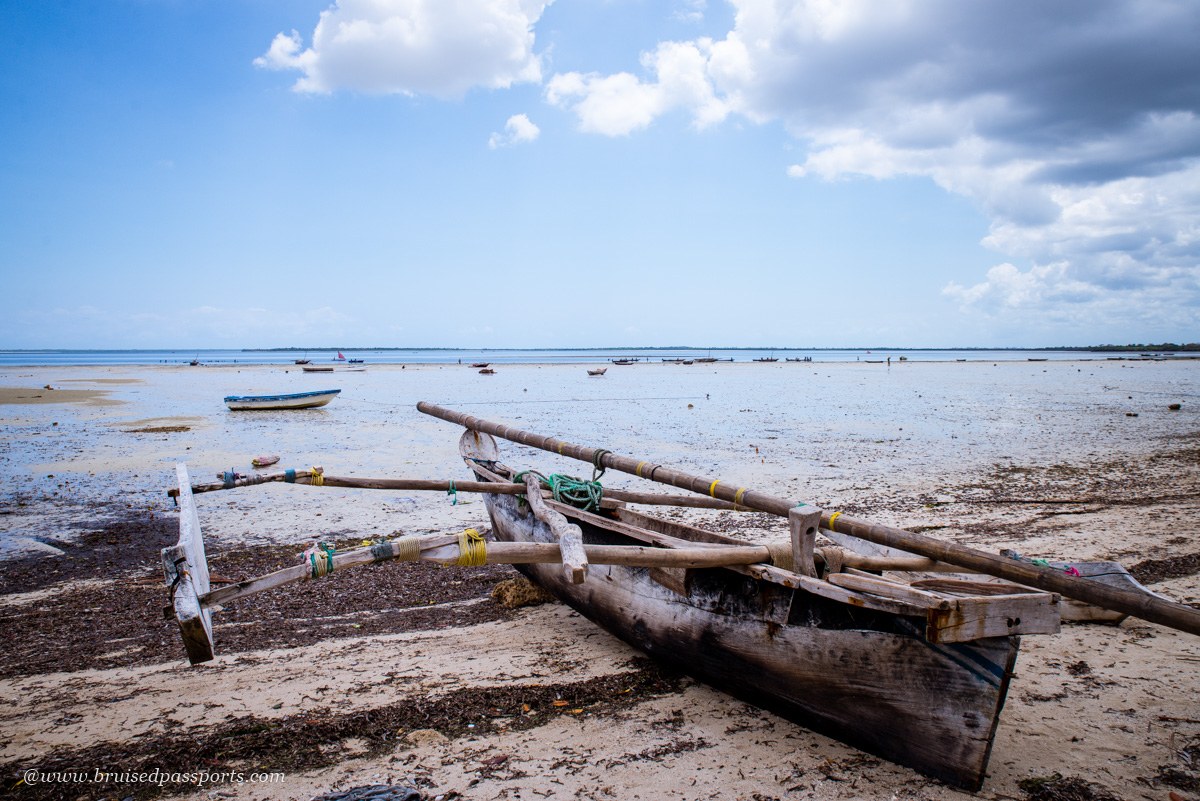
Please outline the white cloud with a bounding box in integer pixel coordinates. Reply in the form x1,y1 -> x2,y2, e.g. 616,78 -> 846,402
488,113 -> 540,148
546,40 -> 729,135
672,0 -> 706,24
546,0 -> 1200,330
255,0 -> 552,97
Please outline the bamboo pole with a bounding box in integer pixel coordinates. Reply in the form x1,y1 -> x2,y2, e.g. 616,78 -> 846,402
169,471 -> 743,510
198,535 -> 777,609
417,401 -> 1200,637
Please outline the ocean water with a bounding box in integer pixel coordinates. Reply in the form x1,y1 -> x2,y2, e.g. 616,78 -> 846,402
1,357 -> 1196,559
0,347 -> 1180,367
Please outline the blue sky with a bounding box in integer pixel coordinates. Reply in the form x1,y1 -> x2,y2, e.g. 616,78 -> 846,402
2,0 -> 1197,349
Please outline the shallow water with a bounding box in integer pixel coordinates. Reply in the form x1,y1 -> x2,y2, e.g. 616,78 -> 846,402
1,359 -> 1196,555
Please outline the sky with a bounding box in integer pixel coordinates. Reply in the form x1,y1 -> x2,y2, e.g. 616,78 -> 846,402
1,0 -> 1198,349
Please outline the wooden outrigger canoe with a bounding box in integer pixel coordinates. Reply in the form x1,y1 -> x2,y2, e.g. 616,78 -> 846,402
162,403 -> 1200,792
454,432 -> 1044,790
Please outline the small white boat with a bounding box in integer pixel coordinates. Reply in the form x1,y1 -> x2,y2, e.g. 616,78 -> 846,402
223,389 -> 340,411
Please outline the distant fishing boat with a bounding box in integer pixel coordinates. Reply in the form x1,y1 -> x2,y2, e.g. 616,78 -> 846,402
470,363 -> 490,368
348,359 -> 364,364
294,359 -> 310,365
753,357 -> 778,362
610,358 -> 639,365
223,389 -> 340,411
302,366 -> 334,373
479,368 -> 495,374
334,351 -> 347,361
587,368 -> 607,376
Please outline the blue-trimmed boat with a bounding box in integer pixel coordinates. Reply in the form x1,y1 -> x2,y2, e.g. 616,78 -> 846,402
223,389 -> 340,411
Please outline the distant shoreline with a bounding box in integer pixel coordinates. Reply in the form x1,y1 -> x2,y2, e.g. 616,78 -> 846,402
1,344 -> 1196,354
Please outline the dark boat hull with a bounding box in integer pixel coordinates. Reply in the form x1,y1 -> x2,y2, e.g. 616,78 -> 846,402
480,487 -> 1017,790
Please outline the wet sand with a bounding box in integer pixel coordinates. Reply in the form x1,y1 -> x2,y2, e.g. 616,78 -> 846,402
1,361 -> 1198,800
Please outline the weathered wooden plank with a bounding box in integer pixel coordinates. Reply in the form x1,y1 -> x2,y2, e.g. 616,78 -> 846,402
927,593 -> 1061,644
523,474 -> 587,583
829,572 -> 951,610
162,464 -> 214,665
648,566 -> 692,596
790,506 -> 821,578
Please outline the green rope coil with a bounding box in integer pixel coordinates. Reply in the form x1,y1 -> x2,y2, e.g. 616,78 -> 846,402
512,470 -> 604,512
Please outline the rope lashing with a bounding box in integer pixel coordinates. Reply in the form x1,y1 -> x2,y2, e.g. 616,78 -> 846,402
223,470 -> 236,489
455,528 -> 487,567
391,536 -> 421,562
310,468 -> 324,487
303,542 -> 336,578
447,479 -> 457,505
591,448 -> 612,481
285,469 -> 296,483
816,546 -> 845,578
766,542 -> 793,572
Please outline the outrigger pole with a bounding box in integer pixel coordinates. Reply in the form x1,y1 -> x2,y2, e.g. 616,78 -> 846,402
416,401 -> 1200,637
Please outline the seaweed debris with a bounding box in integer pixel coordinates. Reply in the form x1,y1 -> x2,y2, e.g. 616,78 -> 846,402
1128,552 -> 1200,585
1018,773 -> 1122,801
4,658 -> 682,801
0,508 -> 517,678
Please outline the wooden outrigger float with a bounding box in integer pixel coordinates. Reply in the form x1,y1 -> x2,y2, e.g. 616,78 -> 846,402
162,403 -> 1200,791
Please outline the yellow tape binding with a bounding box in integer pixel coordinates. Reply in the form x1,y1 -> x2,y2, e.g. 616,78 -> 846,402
455,528 -> 487,567
709,480 -> 721,498
733,487 -> 747,507
636,461 -> 647,477
310,468 -> 324,487
827,512 -> 842,533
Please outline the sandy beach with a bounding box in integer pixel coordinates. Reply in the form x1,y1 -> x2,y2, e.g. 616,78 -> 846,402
1,359 -> 1198,801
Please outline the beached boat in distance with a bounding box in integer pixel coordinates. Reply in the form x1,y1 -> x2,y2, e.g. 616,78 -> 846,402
588,367 -> 607,376
470,362 -> 490,368
294,359 -> 310,365
479,368 -> 495,374
302,365 -> 334,373
610,358 -> 638,365
223,389 -> 340,411
753,357 -> 778,362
